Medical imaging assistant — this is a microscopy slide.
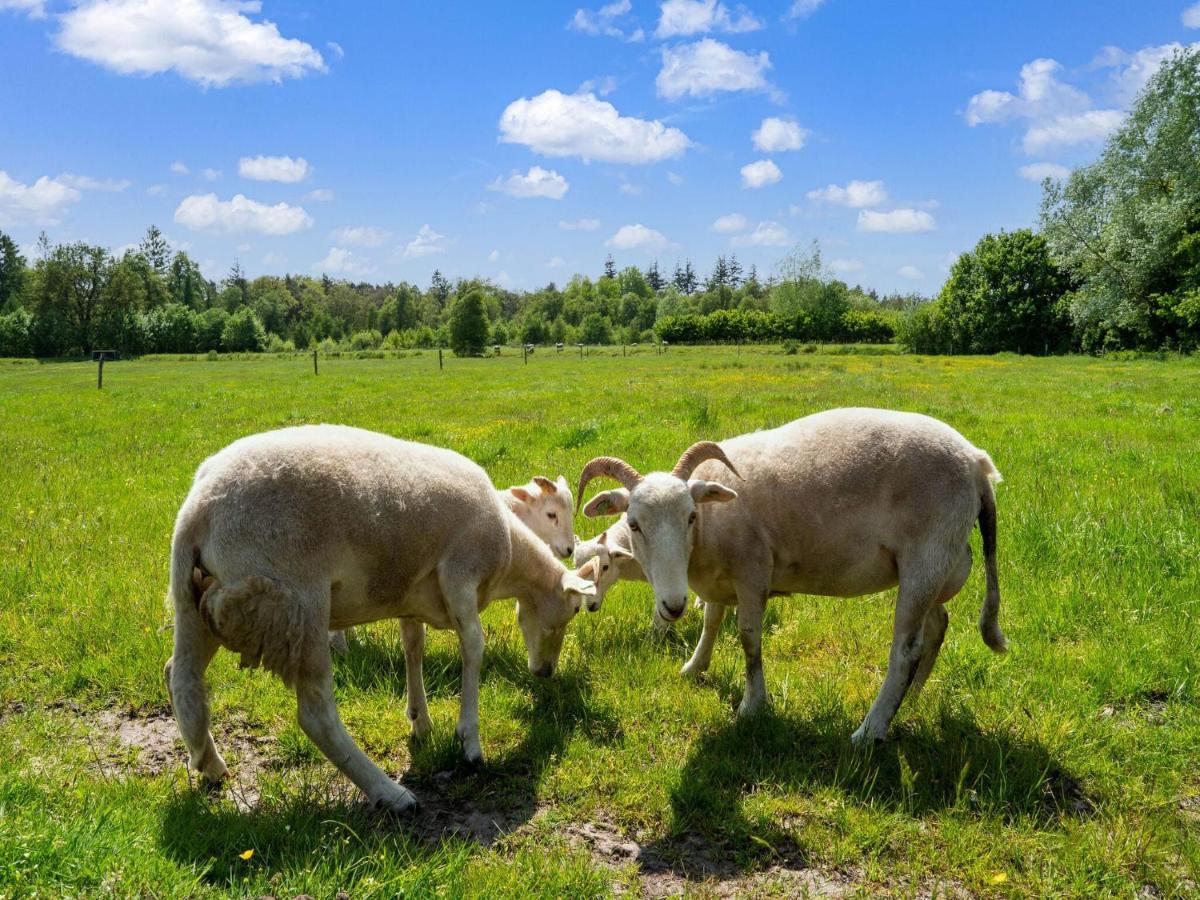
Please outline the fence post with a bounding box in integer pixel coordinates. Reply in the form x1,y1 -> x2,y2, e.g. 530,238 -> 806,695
438,348 -> 443,370
312,349 -> 318,375
97,357 -> 104,389
579,343 -> 583,359
523,344 -> 527,365
622,343 -> 626,357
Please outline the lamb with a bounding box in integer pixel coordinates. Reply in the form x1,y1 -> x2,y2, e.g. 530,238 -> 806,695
329,473 -> 574,653
572,525 -> 638,612
576,408 -> 1006,746
165,425 -> 596,814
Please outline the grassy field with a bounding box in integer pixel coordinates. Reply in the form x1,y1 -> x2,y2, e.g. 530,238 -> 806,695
1,346 -> 1198,898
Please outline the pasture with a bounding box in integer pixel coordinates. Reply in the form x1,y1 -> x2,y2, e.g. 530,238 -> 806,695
1,347 -> 1198,897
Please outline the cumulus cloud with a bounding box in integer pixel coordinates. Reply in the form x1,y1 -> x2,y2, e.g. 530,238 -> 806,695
0,171 -> 81,225
740,159 -> 781,189
569,0 -> 644,41
607,223 -> 668,250
752,116 -> 808,152
666,171 -> 684,185
618,182 -> 642,195
499,90 -> 690,164
559,217 -> 600,230
1095,42 -> 1199,106
806,179 -> 887,208
170,160 -> 190,175
784,0 -> 825,20
173,192 -> 313,234
578,74 -> 618,96
656,38 -> 772,100
331,225 -> 389,247
965,57 -> 1124,154
401,224 -> 448,259
0,0 -> 45,18
314,247 -> 371,276
898,264 -> 925,280
238,155 -> 311,183
306,188 -> 334,201
857,208 -> 936,234
656,0 -> 761,38
56,0 -> 327,87
200,167 -> 222,181
57,173 -> 131,192
829,258 -> 863,275
732,221 -> 790,247
1018,162 -> 1070,182
488,165 -> 569,199
711,212 -> 746,233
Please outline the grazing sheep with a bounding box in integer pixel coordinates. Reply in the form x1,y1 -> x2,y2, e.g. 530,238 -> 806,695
572,526 -> 638,612
165,425 -> 597,814
576,408 -> 1006,746
329,473 -> 574,653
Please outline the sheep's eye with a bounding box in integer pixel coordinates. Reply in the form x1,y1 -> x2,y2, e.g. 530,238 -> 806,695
547,512 -> 557,520
629,520 -> 640,532
688,512 -> 697,525
602,564 -> 610,572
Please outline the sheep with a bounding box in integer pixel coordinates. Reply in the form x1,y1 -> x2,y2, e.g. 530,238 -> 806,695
576,408 -> 1006,746
165,424 -> 597,814
572,525 -> 638,612
329,473 -> 574,653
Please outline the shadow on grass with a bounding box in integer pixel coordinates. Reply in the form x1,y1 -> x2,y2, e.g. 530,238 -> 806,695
637,702 -> 1092,881
158,653 -> 620,885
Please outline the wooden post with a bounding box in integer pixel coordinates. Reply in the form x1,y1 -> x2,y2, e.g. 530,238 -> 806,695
438,348 -> 443,370
622,343 -> 626,357
312,349 -> 318,375
579,343 -> 583,359
523,344 -> 527,365
97,357 -> 104,389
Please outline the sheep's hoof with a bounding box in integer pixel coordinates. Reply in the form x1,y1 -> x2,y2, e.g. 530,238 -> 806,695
409,711 -> 433,742
372,785 -> 419,817
736,696 -> 766,719
850,724 -> 886,748
680,659 -> 709,679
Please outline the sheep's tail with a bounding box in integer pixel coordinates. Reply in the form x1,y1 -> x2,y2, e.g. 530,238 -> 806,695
975,452 -> 1007,653
169,522 -> 205,615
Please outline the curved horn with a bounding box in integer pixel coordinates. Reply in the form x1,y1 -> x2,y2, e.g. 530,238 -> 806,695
576,457 -> 643,512
671,441 -> 741,481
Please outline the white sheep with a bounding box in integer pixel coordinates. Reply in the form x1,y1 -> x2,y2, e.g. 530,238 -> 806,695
165,425 -> 597,814
577,408 -> 1006,746
329,473 -> 574,653
572,522 -> 639,612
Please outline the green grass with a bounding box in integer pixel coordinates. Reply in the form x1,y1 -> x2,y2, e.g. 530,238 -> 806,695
1,347 -> 1198,897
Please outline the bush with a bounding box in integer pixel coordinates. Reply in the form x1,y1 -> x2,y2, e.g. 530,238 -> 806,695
144,303 -> 196,354
265,333 -> 296,353
450,290 -> 489,357
195,308 -> 229,352
348,329 -> 383,351
580,312 -> 613,345
896,301 -> 952,354
0,309 -> 32,357
220,307 -> 266,352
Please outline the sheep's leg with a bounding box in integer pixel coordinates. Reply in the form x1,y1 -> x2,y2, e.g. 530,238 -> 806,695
329,627 -> 352,655
908,547 -> 971,700
295,651 -> 417,814
400,619 -> 432,741
166,595 -> 227,784
851,561 -> 942,746
453,613 -> 485,764
681,599 -> 727,678
735,587 -> 769,718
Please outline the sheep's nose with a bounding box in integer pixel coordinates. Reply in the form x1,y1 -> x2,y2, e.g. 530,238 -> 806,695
659,601 -> 686,621
587,600 -> 600,613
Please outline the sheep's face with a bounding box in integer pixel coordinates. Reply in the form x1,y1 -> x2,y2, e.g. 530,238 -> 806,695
573,530 -> 632,612
508,475 -> 575,559
518,561 -> 597,677
585,473 -> 735,623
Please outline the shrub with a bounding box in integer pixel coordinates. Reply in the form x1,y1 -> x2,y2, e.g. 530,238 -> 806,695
220,307 -> 266,352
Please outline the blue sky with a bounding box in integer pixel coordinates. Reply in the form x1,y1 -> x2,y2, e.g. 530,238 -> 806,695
0,1 -> 1197,294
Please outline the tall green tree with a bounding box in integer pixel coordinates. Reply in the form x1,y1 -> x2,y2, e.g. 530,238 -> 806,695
0,232 -> 27,312
449,289 -> 488,356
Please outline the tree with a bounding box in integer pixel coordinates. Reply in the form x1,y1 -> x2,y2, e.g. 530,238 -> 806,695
645,261 -> 664,293
580,312 -> 613,344
449,289 -> 488,356
1041,46 -> 1200,349
30,241 -> 108,354
138,225 -> 171,276
674,259 -> 698,294
221,306 -> 266,352
603,254 -> 616,279
0,232 -> 27,312
728,255 -> 743,288
225,260 -> 249,308
938,229 -> 1070,354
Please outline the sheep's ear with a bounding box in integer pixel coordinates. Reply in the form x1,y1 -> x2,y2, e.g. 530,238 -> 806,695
598,531 -> 608,546
509,486 -> 533,504
610,544 -> 635,560
689,480 -> 737,504
533,475 -> 556,494
556,474 -> 570,495
561,568 -> 597,612
584,488 -> 629,518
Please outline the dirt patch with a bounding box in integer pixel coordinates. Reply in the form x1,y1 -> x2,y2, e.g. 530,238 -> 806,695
397,769 -> 540,846
1043,768 -> 1095,817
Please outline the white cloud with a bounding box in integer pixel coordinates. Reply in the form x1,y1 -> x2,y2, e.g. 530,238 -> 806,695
1096,42 -> 1198,106
306,188 -> 334,202
857,208 -> 936,234
898,265 -> 925,280
752,116 -> 808,152
1018,162 -> 1070,182
559,217 -> 600,230
578,74 -> 618,96
488,249 -> 500,263
488,165 -> 569,199
0,0 -> 45,18
56,0 -> 327,87
146,184 -> 166,196
201,167 -> 222,181
1184,3 -> 1200,27
784,0 -> 825,20
732,221 -> 790,247
711,212 -> 746,233
656,0 -> 762,38
238,155 -> 311,183
607,223 -> 668,250
965,57 -> 1122,154
326,40 -> 344,59
547,256 -> 566,268
401,224 -> 448,259
666,171 -> 684,185
569,0 -> 643,41
314,247 -> 371,276
740,158 -> 781,189
806,179 -> 886,208
173,192 -> 313,234
170,160 -> 190,175
261,250 -> 285,266
829,258 -> 864,275
0,171 -> 81,225
499,90 -> 690,164
57,173 -> 131,192
618,182 -> 642,195
656,38 -> 772,100
331,225 -> 389,247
